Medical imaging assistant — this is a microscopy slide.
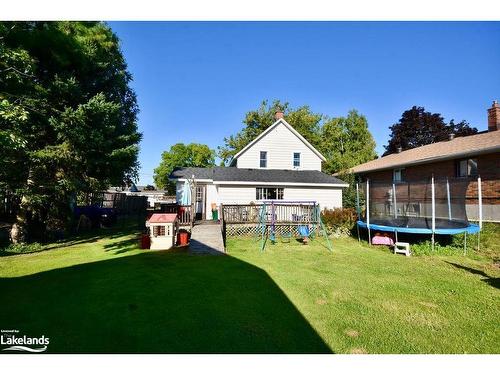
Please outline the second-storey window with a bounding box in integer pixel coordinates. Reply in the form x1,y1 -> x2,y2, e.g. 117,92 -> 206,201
293,152 -> 301,167
260,151 -> 267,168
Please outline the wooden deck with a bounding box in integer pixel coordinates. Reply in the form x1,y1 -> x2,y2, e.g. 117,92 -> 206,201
221,202 -> 319,225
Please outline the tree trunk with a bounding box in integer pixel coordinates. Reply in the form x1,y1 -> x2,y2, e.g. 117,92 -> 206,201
10,196 -> 29,244
10,169 -> 34,244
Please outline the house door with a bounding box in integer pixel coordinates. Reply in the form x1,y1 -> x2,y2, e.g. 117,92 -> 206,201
195,185 -> 205,220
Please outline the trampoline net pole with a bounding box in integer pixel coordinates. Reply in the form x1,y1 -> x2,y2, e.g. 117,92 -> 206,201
355,182 -> 361,242
446,178 -> 452,221
478,176 -> 483,230
366,179 -> 371,245
431,176 -> 436,251
392,182 -> 397,218
356,183 -> 361,220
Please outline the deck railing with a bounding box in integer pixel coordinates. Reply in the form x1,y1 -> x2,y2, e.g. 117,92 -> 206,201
158,203 -> 193,225
221,203 -> 319,224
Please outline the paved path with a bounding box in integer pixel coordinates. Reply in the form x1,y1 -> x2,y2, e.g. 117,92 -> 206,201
189,222 -> 225,255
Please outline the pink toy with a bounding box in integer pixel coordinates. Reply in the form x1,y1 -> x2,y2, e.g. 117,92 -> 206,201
371,232 -> 395,246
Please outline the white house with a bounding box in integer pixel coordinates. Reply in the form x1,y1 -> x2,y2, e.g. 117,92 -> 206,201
169,111 -> 348,220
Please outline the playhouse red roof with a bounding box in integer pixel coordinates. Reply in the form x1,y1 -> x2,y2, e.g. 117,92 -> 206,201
147,213 -> 178,223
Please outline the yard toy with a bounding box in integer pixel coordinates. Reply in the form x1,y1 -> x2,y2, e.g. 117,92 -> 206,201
356,176 -> 482,253
257,201 -> 332,252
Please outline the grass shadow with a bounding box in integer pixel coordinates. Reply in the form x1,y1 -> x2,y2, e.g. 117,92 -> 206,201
0,248 -> 332,353
445,261 -> 500,290
44,220 -> 142,251
103,237 -> 140,255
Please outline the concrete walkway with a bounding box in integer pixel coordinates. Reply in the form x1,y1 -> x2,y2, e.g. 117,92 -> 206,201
189,222 -> 225,255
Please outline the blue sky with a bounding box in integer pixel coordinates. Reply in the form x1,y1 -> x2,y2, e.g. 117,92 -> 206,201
108,22 -> 500,185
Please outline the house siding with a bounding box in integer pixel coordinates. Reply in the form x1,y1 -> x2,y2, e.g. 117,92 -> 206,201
284,187 -> 342,210
205,184 -> 218,220
218,184 -> 342,210
217,185 -> 257,204
235,122 -> 322,171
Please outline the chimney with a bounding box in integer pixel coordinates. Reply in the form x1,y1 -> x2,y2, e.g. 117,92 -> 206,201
449,133 -> 455,141
274,110 -> 284,120
488,100 -> 500,131
396,146 -> 402,153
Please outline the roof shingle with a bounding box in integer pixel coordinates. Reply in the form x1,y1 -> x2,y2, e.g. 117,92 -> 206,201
349,131 -> 500,174
170,167 -> 347,185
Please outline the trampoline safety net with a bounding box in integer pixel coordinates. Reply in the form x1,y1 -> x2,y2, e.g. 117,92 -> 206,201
357,178 -> 480,234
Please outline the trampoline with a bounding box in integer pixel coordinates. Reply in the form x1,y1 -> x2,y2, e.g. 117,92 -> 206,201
356,176 -> 483,248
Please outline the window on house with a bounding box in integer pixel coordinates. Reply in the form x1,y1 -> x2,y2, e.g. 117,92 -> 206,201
196,186 -> 203,201
260,151 -> 267,168
393,168 -> 405,183
293,152 -> 301,167
153,225 -> 165,237
256,187 -> 284,200
457,158 -> 478,177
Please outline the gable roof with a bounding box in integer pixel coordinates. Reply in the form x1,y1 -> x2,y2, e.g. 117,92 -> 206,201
170,167 -> 348,187
349,130 -> 500,174
231,118 -> 326,163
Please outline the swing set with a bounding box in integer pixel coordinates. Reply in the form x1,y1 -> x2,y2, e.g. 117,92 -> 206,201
256,200 -> 332,252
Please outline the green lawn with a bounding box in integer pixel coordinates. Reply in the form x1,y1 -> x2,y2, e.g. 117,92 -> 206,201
0,224 -> 499,353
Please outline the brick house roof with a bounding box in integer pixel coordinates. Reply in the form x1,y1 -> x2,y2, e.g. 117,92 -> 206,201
348,131 -> 500,174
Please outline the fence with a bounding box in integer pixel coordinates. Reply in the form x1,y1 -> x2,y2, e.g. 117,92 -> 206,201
77,191 -> 148,217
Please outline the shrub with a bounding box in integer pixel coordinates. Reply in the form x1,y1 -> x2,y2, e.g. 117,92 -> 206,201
410,241 -> 465,256
1,242 -> 44,255
321,208 -> 357,237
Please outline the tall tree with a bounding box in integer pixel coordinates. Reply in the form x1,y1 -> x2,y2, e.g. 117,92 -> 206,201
383,106 -> 477,156
218,100 -> 323,165
320,110 -> 376,208
0,22 -> 141,242
154,143 -> 216,193
320,110 -> 377,174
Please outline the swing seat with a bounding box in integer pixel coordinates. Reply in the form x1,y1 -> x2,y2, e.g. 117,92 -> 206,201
281,231 -> 292,243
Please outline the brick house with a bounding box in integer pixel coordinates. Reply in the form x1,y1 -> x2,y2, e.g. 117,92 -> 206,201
348,101 -> 500,222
